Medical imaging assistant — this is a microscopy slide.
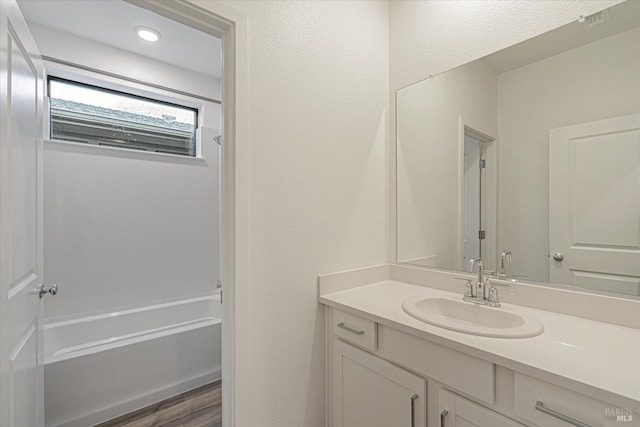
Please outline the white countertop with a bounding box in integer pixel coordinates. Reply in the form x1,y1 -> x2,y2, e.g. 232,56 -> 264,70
320,280 -> 640,409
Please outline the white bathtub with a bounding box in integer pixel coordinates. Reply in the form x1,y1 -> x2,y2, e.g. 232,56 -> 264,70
44,295 -> 221,427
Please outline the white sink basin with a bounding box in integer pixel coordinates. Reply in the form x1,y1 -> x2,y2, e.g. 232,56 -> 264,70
402,296 -> 544,338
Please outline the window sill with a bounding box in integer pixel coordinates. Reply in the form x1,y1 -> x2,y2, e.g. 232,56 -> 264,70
44,139 -> 209,166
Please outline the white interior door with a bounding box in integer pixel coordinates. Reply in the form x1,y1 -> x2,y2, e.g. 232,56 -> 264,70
463,135 -> 481,268
549,114 -> 640,296
0,1 -> 45,425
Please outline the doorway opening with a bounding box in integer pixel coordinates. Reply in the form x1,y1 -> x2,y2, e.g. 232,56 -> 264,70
460,124 -> 496,272
9,0 -> 242,425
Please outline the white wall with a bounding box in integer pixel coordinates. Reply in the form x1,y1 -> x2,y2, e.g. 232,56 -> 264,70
396,60 -> 496,268
28,22 -> 221,102
389,0 -> 625,265
497,28 -> 640,282
44,136 -> 220,320
35,25 -> 222,320
389,0 -> 626,91
201,1 -> 389,426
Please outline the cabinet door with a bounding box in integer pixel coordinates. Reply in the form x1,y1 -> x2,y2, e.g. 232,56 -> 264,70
439,389 -> 524,427
333,340 -> 426,427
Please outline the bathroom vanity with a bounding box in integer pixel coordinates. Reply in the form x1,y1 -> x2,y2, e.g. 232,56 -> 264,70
319,267 -> 640,427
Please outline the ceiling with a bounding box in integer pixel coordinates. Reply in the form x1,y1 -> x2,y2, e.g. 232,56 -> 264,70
20,0 -> 636,81
18,0 -> 222,79
482,0 -> 640,74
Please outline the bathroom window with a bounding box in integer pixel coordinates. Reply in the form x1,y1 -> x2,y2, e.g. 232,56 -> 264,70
48,78 -> 198,156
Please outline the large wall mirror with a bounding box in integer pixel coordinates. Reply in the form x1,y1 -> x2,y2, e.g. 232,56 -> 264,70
396,0 -> 640,298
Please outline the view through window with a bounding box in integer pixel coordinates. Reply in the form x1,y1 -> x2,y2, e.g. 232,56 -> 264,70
49,78 -> 198,156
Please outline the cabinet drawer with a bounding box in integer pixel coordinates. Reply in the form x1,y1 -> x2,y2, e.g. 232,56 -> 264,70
378,325 -> 495,405
514,373 -> 639,427
333,309 -> 377,351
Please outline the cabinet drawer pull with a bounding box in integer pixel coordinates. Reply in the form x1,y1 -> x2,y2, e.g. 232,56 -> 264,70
535,401 -> 591,427
337,322 -> 365,335
410,393 -> 418,427
440,409 -> 448,427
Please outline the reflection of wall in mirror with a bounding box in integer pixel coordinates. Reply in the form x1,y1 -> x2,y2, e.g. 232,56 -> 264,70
497,27 -> 640,282
397,26 -> 639,283
388,0 -> 626,91
391,0 -> 629,280
396,60 -> 496,267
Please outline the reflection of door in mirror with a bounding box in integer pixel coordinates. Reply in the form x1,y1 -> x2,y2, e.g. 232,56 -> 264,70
550,114 -> 640,296
460,125 -> 495,272
463,134 -> 482,268
462,130 -> 491,270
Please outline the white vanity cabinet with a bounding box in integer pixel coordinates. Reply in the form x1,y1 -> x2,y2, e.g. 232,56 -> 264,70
512,373 -> 638,427
333,339 -> 426,427
326,306 -> 640,427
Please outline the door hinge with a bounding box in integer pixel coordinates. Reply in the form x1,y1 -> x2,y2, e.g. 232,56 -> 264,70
479,230 -> 486,240
479,159 -> 486,169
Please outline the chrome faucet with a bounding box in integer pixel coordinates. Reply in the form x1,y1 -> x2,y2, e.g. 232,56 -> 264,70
499,251 -> 513,277
467,258 -> 487,300
461,257 -> 508,307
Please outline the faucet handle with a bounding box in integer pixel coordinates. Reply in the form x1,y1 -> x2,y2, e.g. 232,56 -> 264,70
488,279 -> 513,302
488,286 -> 500,304
465,282 -> 474,297
454,277 -> 475,297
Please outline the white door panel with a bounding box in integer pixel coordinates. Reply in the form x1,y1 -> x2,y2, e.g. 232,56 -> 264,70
549,114 -> 640,295
1,1 -> 45,425
572,132 -> 638,247
333,340 -> 426,427
572,270 -> 640,296
11,325 -> 38,427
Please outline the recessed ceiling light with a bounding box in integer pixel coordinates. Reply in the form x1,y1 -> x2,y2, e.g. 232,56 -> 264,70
135,26 -> 161,42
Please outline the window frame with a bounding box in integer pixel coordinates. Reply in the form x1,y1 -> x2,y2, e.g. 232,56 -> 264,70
45,70 -> 206,160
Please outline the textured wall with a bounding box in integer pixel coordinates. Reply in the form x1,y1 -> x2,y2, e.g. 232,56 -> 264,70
389,0 -> 626,91
204,1 -> 389,426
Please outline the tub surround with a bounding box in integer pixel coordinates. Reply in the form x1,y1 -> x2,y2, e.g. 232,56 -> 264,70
44,295 -> 222,427
320,264 -> 640,426
45,295 -> 220,364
